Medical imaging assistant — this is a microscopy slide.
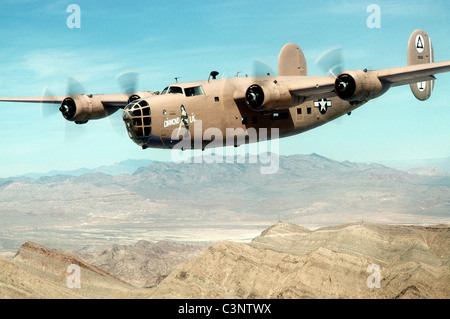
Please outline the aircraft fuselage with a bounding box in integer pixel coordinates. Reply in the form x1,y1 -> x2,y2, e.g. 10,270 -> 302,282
122,76 -> 366,150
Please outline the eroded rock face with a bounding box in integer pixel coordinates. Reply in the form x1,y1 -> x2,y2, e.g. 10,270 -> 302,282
1,241 -> 147,299
149,222 -> 450,299
2,222 -> 449,299
75,240 -> 207,287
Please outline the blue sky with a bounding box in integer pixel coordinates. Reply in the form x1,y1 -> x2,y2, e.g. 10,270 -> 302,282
0,0 -> 449,177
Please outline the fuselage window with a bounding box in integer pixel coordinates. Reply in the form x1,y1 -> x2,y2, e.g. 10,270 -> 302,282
270,112 -> 289,120
185,86 -> 205,97
168,86 -> 183,94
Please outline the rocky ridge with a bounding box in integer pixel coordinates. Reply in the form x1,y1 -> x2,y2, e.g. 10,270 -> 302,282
1,241 -> 147,298
1,222 -> 449,299
149,222 -> 450,299
74,240 -> 207,287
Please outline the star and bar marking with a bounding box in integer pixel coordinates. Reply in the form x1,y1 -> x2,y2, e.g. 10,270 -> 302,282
313,98 -> 332,114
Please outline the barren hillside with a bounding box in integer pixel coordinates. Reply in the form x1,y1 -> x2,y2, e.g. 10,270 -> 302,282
149,222 -> 450,299
2,222 -> 449,299
0,241 -> 148,298
74,240 -> 207,287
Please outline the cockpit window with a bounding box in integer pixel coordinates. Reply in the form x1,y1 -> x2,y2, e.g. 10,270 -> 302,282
168,86 -> 183,94
185,86 -> 205,97
161,87 -> 168,95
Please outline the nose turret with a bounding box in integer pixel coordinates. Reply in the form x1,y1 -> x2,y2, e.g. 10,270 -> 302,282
123,99 -> 152,147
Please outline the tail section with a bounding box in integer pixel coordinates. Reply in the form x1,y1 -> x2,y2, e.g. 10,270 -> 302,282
407,29 -> 434,100
278,43 -> 307,76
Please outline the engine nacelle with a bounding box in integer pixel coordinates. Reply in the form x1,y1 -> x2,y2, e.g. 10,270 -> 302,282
335,69 -> 388,102
245,80 -> 293,111
59,94 -> 114,123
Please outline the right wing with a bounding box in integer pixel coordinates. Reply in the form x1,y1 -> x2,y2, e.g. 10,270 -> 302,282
287,61 -> 450,101
376,61 -> 450,87
0,93 -> 135,122
0,93 -> 132,108
235,60 -> 450,112
0,96 -> 66,104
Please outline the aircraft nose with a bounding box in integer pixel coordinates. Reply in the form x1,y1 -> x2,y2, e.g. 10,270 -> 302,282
122,99 -> 152,146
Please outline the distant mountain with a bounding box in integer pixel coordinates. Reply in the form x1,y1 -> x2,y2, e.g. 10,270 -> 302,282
407,166 -> 448,176
379,157 -> 450,173
14,159 -> 153,178
0,153 -> 448,259
11,154 -> 450,179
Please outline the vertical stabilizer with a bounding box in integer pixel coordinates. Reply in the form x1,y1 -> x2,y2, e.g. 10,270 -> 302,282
407,29 -> 434,100
278,43 -> 307,76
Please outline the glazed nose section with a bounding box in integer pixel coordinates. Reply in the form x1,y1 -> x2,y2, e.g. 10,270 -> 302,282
123,99 -> 152,146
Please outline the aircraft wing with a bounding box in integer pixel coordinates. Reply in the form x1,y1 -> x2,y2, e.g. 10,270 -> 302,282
287,75 -> 336,101
375,60 -> 450,87
0,93 -> 132,108
0,96 -> 66,104
286,60 -> 450,102
0,93 -> 135,123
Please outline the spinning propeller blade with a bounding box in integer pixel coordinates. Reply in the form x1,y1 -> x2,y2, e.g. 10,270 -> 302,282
315,46 -> 344,78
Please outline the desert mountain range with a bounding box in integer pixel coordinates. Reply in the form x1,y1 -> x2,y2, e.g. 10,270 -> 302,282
1,221 -> 448,299
0,154 -> 448,298
1,154 -> 449,259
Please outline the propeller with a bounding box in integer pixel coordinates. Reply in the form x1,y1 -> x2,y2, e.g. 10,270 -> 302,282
315,45 -> 343,78
59,76 -> 86,121
40,71 -> 140,133
39,77 -> 87,142
111,71 -> 141,135
64,77 -> 87,142
67,76 -> 86,95
315,46 -> 356,121
226,58 -> 276,78
40,86 -> 58,118
116,71 -> 138,93
252,59 -> 276,77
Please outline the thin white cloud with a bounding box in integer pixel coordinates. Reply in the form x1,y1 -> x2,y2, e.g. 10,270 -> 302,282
12,48 -> 128,94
